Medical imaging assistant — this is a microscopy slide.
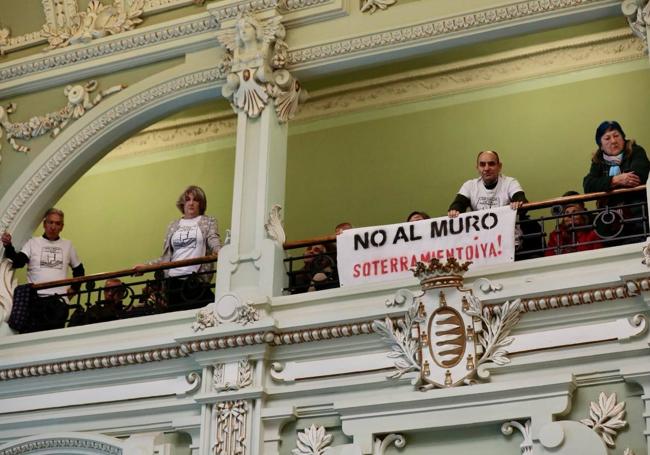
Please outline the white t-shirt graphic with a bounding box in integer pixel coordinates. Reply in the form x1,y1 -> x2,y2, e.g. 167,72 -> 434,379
169,217 -> 206,277
21,237 -> 81,295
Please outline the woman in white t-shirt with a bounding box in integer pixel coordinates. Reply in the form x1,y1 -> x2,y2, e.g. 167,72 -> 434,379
140,186 -> 221,309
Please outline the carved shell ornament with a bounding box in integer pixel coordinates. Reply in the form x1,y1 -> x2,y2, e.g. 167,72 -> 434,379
0,80 -> 125,159
217,13 -> 307,122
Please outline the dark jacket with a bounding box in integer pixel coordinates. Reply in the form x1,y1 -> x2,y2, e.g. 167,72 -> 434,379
583,143 -> 649,207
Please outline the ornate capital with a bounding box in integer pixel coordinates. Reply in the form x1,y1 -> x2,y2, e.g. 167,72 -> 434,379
217,12 -> 307,122
623,0 -> 650,54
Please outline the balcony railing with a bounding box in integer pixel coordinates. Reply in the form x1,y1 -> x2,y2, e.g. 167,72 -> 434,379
8,255 -> 218,333
283,186 -> 648,294
4,187 -> 647,333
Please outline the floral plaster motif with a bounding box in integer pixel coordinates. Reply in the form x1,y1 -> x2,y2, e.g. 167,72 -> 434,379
41,0 -> 145,50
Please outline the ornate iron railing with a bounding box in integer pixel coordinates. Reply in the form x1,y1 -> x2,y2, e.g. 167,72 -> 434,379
283,186 -> 648,294
10,255 -> 218,333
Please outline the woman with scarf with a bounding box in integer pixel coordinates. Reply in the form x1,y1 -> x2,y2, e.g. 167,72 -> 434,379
583,121 -> 649,243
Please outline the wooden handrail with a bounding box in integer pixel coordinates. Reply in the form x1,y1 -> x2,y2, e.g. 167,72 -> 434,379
283,186 -> 647,250
521,185 -> 646,210
31,254 -> 219,290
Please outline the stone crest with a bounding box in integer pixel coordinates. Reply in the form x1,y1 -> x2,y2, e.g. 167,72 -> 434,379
374,258 -> 522,389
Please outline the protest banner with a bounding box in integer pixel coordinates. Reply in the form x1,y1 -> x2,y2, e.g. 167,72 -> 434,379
336,206 -> 517,287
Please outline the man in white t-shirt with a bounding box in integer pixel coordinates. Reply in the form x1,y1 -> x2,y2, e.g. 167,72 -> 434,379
2,208 -> 85,296
448,150 -> 527,217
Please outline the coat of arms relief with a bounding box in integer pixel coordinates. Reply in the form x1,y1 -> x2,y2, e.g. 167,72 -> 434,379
373,258 -> 522,389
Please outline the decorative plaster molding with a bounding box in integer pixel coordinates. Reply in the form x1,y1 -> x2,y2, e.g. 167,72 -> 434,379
0,15 -> 218,83
373,433 -> 406,454
291,424 -> 332,455
0,67 -> 224,232
0,80 -> 125,155
207,0 -> 332,23
473,277 -> 504,294
106,28 -> 643,159
41,0 -> 146,51
361,0 -> 396,14
622,0 -> 649,53
214,400 -> 249,455
489,276 -> 650,316
1,272 -> 649,382
265,204 -> 286,246
374,259 -> 522,388
192,299 -> 260,331
217,12 -> 307,121
288,0 -> 622,66
501,420 -> 533,455
0,259 -> 17,323
385,288 -> 420,307
184,370 -> 202,394
580,392 -> 627,447
271,320 -> 375,345
0,437 -> 122,455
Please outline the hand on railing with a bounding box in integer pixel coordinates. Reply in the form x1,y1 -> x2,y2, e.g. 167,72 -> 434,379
133,263 -> 147,276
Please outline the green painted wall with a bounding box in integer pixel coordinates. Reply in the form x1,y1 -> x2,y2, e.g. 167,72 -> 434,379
54,141 -> 235,276
42,63 -> 650,277
0,58 -> 183,197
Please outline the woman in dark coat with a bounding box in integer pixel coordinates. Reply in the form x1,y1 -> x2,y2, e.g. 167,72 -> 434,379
583,121 -> 650,242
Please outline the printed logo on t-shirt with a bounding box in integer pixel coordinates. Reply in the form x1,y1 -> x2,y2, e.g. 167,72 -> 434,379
40,246 -> 64,269
172,226 -> 198,249
476,196 -> 499,210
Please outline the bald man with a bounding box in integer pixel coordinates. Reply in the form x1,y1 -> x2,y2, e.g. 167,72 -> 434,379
448,150 -> 527,217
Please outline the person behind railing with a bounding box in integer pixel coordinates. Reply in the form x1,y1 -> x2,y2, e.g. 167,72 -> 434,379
545,196 -> 602,256
447,150 -> 526,217
292,244 -> 337,293
406,211 -> 430,222
69,278 -> 127,326
583,121 -> 650,243
136,185 -> 221,309
1,208 -> 85,332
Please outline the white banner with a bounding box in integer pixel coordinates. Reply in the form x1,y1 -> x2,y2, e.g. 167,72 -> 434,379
337,206 -> 517,287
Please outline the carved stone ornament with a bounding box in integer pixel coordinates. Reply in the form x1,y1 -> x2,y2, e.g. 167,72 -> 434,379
642,237 -> 650,265
184,371 -> 202,394
501,420 -> 533,455
580,392 -> 627,447
192,300 -> 260,331
0,28 -> 9,56
361,0 -> 397,14
622,0 -> 650,53
212,359 -> 253,391
214,400 -> 248,455
217,12 -> 307,122
0,80 -> 125,157
373,433 -> 406,454
291,424 -> 332,455
385,288 -> 421,307
373,258 -> 522,389
0,259 -> 17,324
265,204 -> 286,246
41,0 -> 145,50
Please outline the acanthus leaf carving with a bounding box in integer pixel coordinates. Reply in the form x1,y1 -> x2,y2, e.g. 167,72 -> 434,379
0,81 -> 125,158
217,12 -> 306,122
501,420 -> 533,455
291,424 -> 332,455
373,433 -> 406,454
580,392 -> 627,447
0,259 -> 17,324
